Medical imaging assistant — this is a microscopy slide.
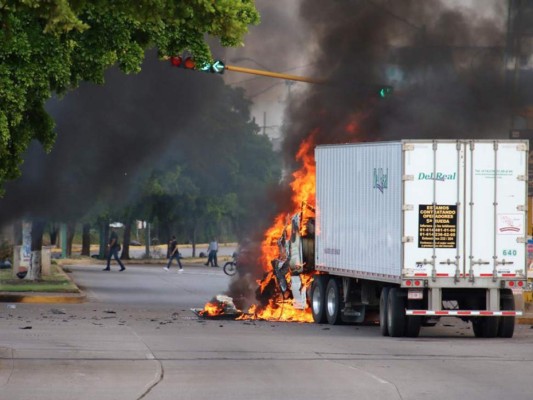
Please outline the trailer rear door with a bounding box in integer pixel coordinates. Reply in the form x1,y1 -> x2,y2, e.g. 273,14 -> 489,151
402,140 -> 527,282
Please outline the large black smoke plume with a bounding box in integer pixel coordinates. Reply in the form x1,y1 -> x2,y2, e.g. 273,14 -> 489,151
0,53 -> 203,223
284,0 -> 512,169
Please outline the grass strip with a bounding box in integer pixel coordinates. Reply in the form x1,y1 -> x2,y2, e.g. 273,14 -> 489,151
0,264 -> 79,293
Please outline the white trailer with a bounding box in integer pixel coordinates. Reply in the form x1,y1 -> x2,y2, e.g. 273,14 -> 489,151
308,140 -> 528,337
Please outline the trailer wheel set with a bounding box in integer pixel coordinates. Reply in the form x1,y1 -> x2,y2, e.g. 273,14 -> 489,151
308,274 -> 517,338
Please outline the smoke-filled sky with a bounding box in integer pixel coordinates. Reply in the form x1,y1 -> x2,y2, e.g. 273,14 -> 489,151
280,0 -> 513,167
0,53 -> 242,225
0,0 -> 522,230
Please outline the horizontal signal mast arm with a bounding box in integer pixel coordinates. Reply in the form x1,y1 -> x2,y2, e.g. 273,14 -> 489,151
224,64 -> 326,84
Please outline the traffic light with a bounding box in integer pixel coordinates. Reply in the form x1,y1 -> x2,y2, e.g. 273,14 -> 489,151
377,85 -> 393,98
169,56 -> 225,74
170,56 -> 182,67
209,60 -> 225,74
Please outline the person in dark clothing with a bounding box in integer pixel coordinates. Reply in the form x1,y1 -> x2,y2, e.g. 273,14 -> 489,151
103,228 -> 126,272
164,235 -> 183,273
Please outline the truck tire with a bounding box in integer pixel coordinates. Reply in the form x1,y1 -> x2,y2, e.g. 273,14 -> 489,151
325,278 -> 343,325
311,275 -> 327,324
404,300 -> 422,338
379,287 -> 391,336
387,288 -> 406,337
472,318 -> 484,337
472,317 -> 499,338
498,289 -> 515,338
483,317 -> 499,338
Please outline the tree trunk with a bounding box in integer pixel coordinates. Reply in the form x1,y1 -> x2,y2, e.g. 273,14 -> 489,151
163,223 -> 170,258
26,219 -> 45,281
49,223 -> 59,246
121,221 -> 131,260
98,220 -> 109,259
144,222 -> 151,258
81,223 -> 91,256
191,223 -> 197,258
66,222 -> 76,257
14,220 -> 22,246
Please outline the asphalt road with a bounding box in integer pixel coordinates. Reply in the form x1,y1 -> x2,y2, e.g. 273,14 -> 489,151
1,263 -> 533,400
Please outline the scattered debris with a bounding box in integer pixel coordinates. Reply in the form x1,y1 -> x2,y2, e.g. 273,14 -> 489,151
194,295 -> 242,319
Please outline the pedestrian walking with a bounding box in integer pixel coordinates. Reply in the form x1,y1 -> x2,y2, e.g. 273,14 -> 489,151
103,227 -> 126,272
205,238 -> 219,267
164,235 -> 183,273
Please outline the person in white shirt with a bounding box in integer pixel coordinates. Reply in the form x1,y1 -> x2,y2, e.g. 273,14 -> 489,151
205,238 -> 219,267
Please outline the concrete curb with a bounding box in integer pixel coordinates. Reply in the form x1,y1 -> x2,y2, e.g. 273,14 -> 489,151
0,264 -> 86,304
0,290 -> 86,304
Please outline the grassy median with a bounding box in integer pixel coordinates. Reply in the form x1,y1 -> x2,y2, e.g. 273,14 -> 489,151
0,264 -> 79,293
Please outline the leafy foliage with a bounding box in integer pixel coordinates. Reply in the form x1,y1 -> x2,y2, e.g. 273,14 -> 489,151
131,82 -> 282,244
0,0 -> 259,194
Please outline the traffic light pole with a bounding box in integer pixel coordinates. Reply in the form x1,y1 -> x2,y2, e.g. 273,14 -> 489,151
224,64 -> 325,84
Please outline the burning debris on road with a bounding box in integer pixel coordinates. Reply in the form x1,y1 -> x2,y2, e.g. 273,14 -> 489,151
195,295 -> 243,319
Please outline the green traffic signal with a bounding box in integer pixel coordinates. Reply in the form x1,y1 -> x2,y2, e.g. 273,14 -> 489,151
200,60 -> 225,74
378,86 -> 393,98
211,60 -> 225,74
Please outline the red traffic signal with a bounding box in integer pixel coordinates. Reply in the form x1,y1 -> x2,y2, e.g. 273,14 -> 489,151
170,56 -> 182,67
184,57 -> 195,69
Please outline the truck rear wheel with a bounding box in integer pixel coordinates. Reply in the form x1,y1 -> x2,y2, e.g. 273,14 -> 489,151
472,317 -> 499,338
498,289 -> 515,338
483,317 -> 499,338
379,287 -> 391,336
311,275 -> 327,324
387,288 -> 406,337
325,278 -> 343,325
404,300 -> 422,337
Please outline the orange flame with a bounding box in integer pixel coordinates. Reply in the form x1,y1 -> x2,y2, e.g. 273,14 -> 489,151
200,117 -> 364,322
240,130 -> 319,322
199,301 -> 225,317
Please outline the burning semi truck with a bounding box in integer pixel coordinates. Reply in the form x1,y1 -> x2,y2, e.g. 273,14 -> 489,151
258,139 -> 528,338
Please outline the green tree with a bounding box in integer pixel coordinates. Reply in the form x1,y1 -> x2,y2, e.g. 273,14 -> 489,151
0,0 -> 259,194
133,87 -> 281,254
